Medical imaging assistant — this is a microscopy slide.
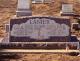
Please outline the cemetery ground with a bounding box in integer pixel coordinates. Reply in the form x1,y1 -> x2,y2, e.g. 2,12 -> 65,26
0,53 -> 80,61
0,0 -> 80,61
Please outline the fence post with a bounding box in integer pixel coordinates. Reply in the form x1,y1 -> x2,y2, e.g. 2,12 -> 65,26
66,42 -> 68,51
77,42 -> 80,50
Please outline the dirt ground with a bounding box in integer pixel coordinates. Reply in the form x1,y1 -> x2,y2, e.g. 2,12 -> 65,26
0,53 -> 80,61
0,0 -> 80,61
17,53 -> 80,61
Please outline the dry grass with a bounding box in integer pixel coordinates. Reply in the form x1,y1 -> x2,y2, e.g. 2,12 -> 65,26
0,0 -> 80,61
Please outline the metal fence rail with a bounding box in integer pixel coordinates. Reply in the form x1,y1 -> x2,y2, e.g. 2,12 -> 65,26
0,42 -> 79,53
0,49 -> 79,53
0,42 -> 79,49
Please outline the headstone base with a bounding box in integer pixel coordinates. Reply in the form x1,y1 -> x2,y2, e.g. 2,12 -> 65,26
16,9 -> 32,17
61,12 -> 74,16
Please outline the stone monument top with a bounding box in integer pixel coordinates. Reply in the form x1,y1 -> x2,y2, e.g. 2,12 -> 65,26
61,4 -> 74,16
17,0 -> 31,9
16,0 -> 32,17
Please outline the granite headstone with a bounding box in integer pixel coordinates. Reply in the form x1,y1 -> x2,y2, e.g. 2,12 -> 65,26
61,4 -> 74,16
9,17 -> 70,42
16,0 -> 32,17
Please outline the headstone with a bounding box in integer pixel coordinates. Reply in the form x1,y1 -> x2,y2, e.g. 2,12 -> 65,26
9,17 -> 70,42
5,24 -> 10,33
16,0 -> 32,17
61,4 -> 74,16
